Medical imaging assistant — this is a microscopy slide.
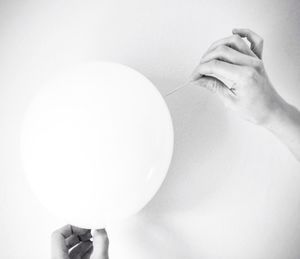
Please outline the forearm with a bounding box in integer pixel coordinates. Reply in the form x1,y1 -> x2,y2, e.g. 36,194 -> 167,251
264,96 -> 300,161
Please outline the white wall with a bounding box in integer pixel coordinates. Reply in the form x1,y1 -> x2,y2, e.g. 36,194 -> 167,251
1,0 -> 300,258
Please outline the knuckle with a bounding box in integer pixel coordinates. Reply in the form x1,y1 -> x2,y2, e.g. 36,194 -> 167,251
215,45 -> 228,56
219,45 -> 229,53
51,231 -> 60,240
232,34 -> 241,43
210,59 -> 219,66
66,224 -> 72,231
215,45 -> 222,51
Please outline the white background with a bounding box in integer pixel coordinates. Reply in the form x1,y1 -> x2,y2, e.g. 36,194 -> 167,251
1,0 -> 300,258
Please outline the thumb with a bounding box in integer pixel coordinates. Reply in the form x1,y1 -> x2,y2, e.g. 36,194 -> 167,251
91,229 -> 109,259
194,76 -> 236,107
195,76 -> 228,95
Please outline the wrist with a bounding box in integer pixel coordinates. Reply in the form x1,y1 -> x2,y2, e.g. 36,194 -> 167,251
262,93 -> 299,133
261,91 -> 300,161
261,92 -> 289,129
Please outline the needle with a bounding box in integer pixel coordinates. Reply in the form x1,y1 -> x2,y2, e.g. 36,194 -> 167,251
164,80 -> 193,98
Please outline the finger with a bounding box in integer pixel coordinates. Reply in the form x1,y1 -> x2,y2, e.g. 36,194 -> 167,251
65,235 -> 80,249
203,35 -> 256,58
66,229 -> 92,249
195,76 -> 236,98
191,59 -> 243,87
91,229 -> 109,259
54,225 -> 73,239
232,28 -> 264,58
82,246 -> 93,259
195,76 -> 225,93
201,45 -> 259,66
69,240 -> 93,259
53,225 -> 89,239
52,225 -> 91,258
51,229 -> 69,259
194,77 -> 237,110
71,226 -> 91,237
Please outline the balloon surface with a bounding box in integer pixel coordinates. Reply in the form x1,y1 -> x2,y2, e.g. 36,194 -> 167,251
20,62 -> 174,229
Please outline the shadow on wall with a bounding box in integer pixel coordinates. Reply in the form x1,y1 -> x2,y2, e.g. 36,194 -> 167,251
142,83 -> 244,215
126,212 -> 198,259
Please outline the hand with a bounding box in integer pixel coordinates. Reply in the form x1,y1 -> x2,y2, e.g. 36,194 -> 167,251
191,28 -> 284,125
51,225 -> 109,259
191,28 -> 300,161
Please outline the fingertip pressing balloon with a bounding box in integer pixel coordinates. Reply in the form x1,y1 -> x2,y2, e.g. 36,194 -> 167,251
20,62 -> 174,229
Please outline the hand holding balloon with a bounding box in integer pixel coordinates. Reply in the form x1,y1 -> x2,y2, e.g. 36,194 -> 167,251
51,225 -> 109,259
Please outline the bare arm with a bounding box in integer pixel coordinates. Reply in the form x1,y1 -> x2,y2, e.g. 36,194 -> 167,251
191,28 -> 300,161
264,96 -> 300,160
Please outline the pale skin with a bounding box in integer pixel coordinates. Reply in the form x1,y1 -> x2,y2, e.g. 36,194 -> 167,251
52,28 -> 300,259
191,28 -> 300,161
51,225 -> 109,259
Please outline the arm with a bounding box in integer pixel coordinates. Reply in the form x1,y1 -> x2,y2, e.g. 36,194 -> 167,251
191,28 -> 300,161
264,96 -> 300,161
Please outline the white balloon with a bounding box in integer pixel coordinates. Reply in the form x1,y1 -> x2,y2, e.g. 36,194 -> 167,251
20,62 -> 174,229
